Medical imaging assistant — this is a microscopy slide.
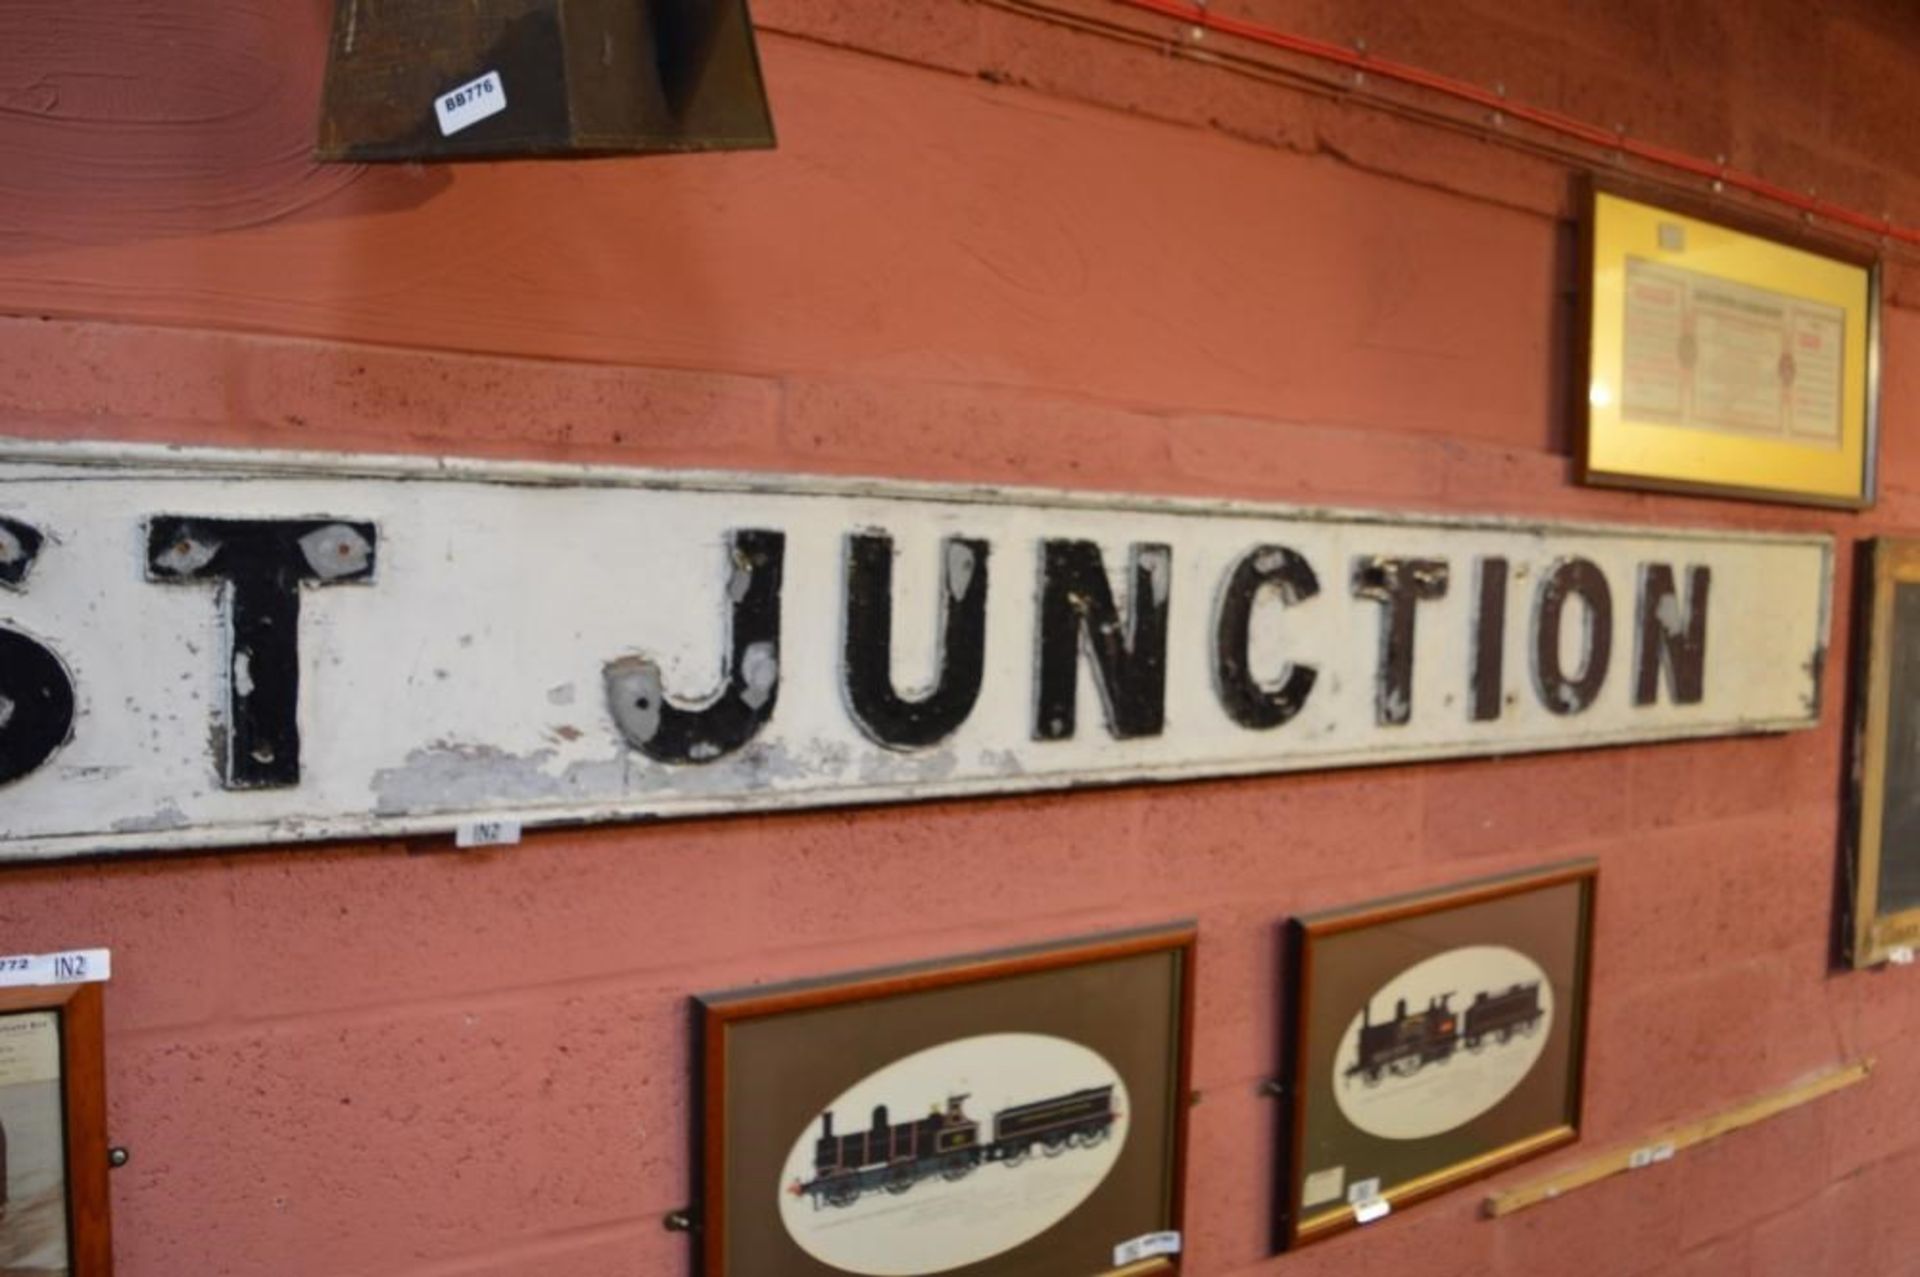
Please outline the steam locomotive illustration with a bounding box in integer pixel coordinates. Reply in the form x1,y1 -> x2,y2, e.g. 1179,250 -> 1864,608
791,1085 -> 1118,1209
1344,982 -> 1544,1085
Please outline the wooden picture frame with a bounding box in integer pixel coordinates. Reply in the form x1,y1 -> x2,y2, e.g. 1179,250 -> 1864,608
693,924 -> 1196,1277
1844,537 -> 1920,967
0,983 -> 111,1276
1579,182 -> 1880,507
1278,862 -> 1596,1249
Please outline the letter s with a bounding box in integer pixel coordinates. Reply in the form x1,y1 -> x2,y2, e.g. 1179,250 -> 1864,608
0,517 -> 75,785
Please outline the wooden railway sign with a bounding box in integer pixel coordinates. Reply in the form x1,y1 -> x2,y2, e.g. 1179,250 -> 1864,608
0,441 -> 1831,861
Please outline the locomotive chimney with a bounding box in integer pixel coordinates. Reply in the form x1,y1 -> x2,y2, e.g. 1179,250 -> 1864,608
1396,997 -> 1407,1019
821,1111 -> 834,1139
872,1104 -> 889,1131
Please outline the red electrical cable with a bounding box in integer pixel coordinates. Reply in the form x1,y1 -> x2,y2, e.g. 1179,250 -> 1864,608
1109,0 -> 1917,248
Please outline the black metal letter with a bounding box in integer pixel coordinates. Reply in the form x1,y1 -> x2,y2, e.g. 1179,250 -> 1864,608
0,518 -> 75,786
1213,545 -> 1318,730
1034,541 -> 1170,740
605,529 -> 784,764
1534,557 -> 1613,715
1352,557 -> 1449,726
843,534 -> 989,750
146,517 -> 377,789
1634,564 -> 1710,706
1470,556 -> 1509,722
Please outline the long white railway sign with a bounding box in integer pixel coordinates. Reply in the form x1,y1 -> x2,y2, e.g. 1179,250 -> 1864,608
0,442 -> 1831,860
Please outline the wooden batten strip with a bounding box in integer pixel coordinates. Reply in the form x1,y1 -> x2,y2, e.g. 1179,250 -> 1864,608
1483,1058 -> 1874,1219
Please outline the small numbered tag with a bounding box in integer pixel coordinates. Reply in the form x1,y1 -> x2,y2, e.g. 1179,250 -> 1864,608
0,948 -> 111,988
1629,1140 -> 1676,1170
434,71 -> 507,137
1113,1231 -> 1181,1266
456,818 -> 522,848
1354,1197 -> 1392,1225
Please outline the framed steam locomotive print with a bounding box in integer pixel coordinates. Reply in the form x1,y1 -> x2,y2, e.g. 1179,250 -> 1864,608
693,924 -> 1195,1277
1278,861 -> 1595,1249
0,982 -> 111,1277
1845,538 -> 1920,967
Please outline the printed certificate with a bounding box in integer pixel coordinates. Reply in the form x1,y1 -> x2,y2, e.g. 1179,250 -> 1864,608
1585,188 -> 1877,506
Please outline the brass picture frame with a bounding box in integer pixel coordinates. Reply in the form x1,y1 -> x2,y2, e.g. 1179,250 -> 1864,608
693,924 -> 1195,1277
1580,183 -> 1880,507
1845,538 -> 1920,967
1279,862 -> 1596,1249
0,982 -> 111,1277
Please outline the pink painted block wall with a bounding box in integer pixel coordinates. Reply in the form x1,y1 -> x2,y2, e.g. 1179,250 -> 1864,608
1,2 -> 1917,1273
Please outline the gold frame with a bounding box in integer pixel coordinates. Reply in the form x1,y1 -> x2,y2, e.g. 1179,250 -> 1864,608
1580,183 -> 1880,507
693,924 -> 1197,1276
1846,538 -> 1920,966
1279,862 -> 1597,1249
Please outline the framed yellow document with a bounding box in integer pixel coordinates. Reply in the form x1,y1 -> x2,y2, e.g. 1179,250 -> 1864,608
1582,186 -> 1880,507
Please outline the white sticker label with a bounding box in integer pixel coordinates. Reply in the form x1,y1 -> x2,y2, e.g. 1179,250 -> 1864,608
435,71 -> 507,136
1629,1140 -> 1676,1169
1113,1231 -> 1182,1266
0,948 -> 111,988
1302,1165 -> 1345,1207
1346,1177 -> 1382,1205
1354,1197 -> 1392,1224
456,818 -> 522,848
1890,946 -> 1915,966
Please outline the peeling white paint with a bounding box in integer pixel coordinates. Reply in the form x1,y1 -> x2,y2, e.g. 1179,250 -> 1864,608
945,541 -> 976,601
739,641 -> 778,710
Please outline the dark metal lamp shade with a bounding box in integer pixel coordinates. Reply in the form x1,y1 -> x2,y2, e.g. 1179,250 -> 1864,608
316,0 -> 775,162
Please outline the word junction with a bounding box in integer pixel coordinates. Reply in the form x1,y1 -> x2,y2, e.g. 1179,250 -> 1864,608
0,448 -> 1831,859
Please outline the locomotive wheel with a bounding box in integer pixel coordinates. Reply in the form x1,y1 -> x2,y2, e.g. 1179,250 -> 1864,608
941,1159 -> 976,1182
1084,1125 -> 1110,1146
825,1179 -> 861,1209
1464,1035 -> 1486,1053
1042,1134 -> 1069,1158
1518,1016 -> 1541,1037
1389,1054 -> 1421,1078
1362,1068 -> 1383,1088
1498,1027 -> 1514,1044
1003,1146 -> 1030,1168
884,1165 -> 916,1196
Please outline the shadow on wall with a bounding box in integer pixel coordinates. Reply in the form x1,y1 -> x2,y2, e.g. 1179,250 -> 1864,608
0,0 -> 450,257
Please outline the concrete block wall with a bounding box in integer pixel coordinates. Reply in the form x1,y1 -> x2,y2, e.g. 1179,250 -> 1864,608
0,2 -> 1916,1273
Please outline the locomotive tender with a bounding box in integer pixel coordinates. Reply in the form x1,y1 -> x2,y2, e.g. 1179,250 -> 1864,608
1345,981 -> 1544,1085
794,1085 -> 1118,1209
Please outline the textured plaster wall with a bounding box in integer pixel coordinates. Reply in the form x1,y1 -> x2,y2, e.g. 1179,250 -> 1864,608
1,2 -> 1918,1274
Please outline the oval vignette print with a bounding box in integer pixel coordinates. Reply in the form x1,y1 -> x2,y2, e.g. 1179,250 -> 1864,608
1333,945 -> 1554,1141
777,1032 -> 1130,1276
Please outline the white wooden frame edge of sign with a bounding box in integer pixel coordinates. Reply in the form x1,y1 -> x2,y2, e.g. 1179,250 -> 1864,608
0,437 -> 1847,545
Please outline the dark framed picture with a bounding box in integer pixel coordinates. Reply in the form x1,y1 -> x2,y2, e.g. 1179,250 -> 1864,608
1279,862 -> 1596,1249
1845,538 -> 1920,967
0,983 -> 110,1277
1580,182 -> 1880,507
693,924 -> 1195,1277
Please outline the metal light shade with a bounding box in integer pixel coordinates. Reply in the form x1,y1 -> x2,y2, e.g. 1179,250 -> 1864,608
316,0 -> 775,162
